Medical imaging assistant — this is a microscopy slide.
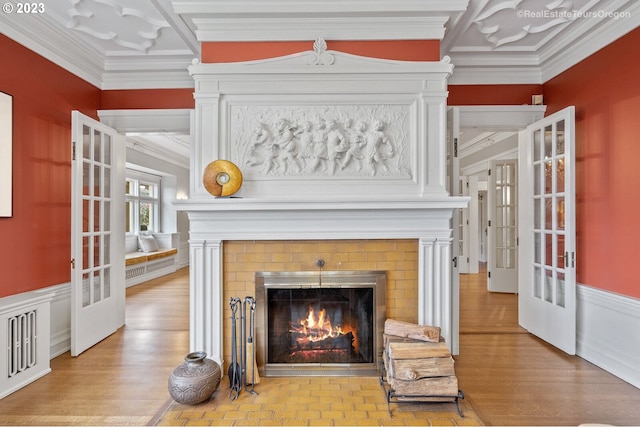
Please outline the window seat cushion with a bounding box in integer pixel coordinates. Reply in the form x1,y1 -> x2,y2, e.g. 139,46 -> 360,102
125,248 -> 177,266
147,248 -> 178,261
125,252 -> 148,266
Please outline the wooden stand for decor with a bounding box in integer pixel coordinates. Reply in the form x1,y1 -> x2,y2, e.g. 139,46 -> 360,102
380,320 -> 465,417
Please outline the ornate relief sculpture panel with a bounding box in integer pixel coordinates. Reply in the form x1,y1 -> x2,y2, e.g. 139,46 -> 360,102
230,104 -> 412,180
188,40 -> 453,198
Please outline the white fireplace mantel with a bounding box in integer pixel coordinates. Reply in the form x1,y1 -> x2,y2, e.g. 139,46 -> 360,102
178,196 -> 468,365
179,197 -> 467,240
178,44 -> 469,367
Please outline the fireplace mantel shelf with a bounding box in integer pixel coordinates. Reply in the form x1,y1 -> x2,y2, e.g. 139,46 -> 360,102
176,196 -> 469,212
177,196 -> 469,241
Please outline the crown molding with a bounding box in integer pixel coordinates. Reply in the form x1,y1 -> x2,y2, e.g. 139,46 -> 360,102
98,109 -> 191,133
102,57 -> 195,89
192,16 -> 450,42
172,0 -> 467,41
0,14 -> 104,88
125,138 -> 189,169
171,0 -> 468,15
448,65 -> 544,85
443,0 -> 640,85
540,0 -> 640,82
101,71 -> 194,90
455,105 -> 547,129
446,50 -> 544,84
448,67 -> 542,84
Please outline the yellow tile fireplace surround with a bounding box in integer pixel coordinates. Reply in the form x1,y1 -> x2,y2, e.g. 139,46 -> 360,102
220,239 -> 419,375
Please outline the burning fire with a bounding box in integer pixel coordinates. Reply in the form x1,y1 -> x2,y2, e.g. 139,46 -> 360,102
290,306 -> 346,344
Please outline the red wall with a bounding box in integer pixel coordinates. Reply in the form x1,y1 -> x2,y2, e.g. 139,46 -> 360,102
448,84 -> 543,105
101,89 -> 194,110
201,40 -> 440,62
0,35 -> 101,298
2,29 -> 638,300
543,28 -> 640,298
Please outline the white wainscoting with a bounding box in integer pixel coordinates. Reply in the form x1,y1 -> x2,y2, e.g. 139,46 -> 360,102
47,258 -> 190,359
48,282 -> 71,358
577,283 -> 640,389
39,279 -> 640,390
177,240 -> 189,269
0,289 -> 54,398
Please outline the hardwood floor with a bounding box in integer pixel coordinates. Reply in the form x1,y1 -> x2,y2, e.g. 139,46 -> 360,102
0,269 -> 191,426
1,265 -> 639,426
455,266 -> 640,426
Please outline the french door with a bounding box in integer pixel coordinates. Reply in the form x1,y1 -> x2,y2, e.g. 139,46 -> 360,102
518,107 -> 576,354
487,159 -> 518,293
458,177 -> 470,273
446,106 -> 461,355
71,111 -> 125,356
458,176 -> 480,274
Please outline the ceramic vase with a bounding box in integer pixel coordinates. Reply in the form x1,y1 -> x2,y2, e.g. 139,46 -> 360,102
168,351 -> 221,404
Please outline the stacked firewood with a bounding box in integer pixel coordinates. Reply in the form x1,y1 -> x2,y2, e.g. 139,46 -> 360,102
383,319 -> 459,399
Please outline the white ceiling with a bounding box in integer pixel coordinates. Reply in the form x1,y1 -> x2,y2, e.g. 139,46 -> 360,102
1,0 -> 638,167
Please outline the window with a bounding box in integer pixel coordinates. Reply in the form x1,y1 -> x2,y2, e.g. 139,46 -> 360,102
125,170 -> 160,233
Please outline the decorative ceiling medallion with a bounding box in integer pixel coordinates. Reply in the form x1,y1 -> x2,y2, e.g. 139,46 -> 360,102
473,0 -> 576,48
67,0 -> 170,53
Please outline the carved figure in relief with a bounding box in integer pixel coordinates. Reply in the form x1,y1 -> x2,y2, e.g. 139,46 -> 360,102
365,119 -> 394,176
245,123 -> 270,167
341,119 -> 365,171
238,107 -> 407,178
263,140 -> 281,174
310,116 -> 328,172
325,119 -> 348,174
273,118 -> 302,173
296,121 -> 314,167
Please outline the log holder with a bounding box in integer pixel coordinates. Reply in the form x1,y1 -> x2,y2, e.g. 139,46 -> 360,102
378,360 -> 465,418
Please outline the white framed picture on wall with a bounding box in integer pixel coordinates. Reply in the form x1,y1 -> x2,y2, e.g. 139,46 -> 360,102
0,91 -> 12,217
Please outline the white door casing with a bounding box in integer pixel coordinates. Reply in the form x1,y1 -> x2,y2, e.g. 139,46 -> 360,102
487,159 -> 518,293
71,111 -> 125,356
447,106 -> 461,355
518,106 -> 576,355
466,175 -> 480,274
458,177 -> 470,274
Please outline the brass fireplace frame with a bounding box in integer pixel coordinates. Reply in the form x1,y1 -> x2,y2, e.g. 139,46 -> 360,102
255,270 -> 386,377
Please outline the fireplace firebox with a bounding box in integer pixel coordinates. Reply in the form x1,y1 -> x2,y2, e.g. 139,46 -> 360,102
255,271 -> 386,376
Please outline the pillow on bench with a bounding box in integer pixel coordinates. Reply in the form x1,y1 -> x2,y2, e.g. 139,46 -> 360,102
138,233 -> 159,253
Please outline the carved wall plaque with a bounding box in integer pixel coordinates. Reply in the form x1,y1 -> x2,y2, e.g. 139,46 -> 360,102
229,105 -> 412,179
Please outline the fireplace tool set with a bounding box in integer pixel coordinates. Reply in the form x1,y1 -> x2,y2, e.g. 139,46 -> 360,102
229,296 -> 259,400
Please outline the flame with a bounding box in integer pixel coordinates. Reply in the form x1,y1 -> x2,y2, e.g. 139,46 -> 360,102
290,305 -> 357,350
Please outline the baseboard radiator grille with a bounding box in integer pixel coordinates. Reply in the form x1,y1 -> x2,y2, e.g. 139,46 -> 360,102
1,291 -> 54,399
8,311 -> 38,377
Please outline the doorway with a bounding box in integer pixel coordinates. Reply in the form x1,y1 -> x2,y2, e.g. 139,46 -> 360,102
452,105 -> 545,277
96,109 -> 193,307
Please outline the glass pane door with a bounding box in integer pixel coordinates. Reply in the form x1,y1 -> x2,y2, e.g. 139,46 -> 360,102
80,125 -> 112,307
71,111 -> 124,356
518,106 -> 575,355
532,120 -> 567,307
488,159 -> 518,293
